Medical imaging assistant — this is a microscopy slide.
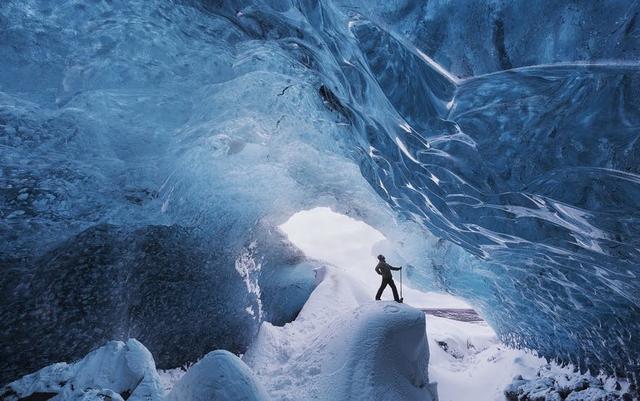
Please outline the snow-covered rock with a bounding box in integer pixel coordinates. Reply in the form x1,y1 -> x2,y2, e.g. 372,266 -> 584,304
243,266 -> 437,401
504,365 -> 635,401
1,339 -> 163,401
564,387 -> 609,401
168,350 -> 270,401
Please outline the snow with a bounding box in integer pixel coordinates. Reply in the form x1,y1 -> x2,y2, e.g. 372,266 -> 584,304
505,363 -> 636,401
426,315 -> 549,401
158,368 -> 187,394
168,350 -> 270,401
4,206 -> 632,401
243,266 -> 437,401
2,339 -> 164,401
279,207 -> 386,280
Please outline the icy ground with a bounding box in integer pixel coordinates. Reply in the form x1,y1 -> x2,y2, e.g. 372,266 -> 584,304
2,265 -> 437,401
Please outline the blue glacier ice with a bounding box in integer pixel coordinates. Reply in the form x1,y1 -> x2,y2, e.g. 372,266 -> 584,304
1,0 -> 639,388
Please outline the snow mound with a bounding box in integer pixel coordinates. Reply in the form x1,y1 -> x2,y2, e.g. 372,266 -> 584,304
244,266 -> 437,401
426,315 -> 495,360
1,339 -> 163,401
168,350 -> 270,401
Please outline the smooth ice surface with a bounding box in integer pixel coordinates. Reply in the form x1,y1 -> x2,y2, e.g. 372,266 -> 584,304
1,0 -> 639,386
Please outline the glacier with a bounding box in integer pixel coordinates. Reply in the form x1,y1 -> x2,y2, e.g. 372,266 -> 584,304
1,0 -> 639,392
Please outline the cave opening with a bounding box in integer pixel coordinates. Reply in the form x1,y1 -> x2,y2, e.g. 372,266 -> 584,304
278,206 -> 473,309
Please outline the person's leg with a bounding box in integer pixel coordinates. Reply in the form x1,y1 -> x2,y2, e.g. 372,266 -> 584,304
375,278 -> 388,300
389,279 -> 400,302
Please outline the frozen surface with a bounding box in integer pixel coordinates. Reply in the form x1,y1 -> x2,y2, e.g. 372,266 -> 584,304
4,205 -> 633,400
280,206 -> 473,308
280,207 -> 549,401
158,368 -> 187,395
1,0 -> 639,388
243,266 -> 437,401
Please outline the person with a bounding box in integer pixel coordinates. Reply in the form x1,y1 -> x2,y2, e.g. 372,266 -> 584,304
374,254 -> 402,302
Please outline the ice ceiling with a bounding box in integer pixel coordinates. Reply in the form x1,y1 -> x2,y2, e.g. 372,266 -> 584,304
1,0 -> 639,385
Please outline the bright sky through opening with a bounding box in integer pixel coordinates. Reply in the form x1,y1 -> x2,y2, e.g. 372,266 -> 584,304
279,207 -> 471,308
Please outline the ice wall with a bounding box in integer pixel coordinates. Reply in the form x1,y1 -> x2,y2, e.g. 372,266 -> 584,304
335,0 -> 640,77
1,0 -> 639,387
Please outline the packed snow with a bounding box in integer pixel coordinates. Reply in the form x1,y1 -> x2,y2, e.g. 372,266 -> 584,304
1,266 -> 438,401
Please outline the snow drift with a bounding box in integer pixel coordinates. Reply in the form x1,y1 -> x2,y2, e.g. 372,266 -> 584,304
244,266 -> 438,401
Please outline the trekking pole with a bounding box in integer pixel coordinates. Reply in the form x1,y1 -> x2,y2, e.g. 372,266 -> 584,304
400,267 -> 403,303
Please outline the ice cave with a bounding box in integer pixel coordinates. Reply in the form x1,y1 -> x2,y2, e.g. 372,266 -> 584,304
1,0 -> 639,400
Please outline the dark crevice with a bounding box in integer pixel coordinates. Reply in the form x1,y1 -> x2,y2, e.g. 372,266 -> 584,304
319,84 -> 353,122
493,18 -> 512,70
18,393 -> 58,401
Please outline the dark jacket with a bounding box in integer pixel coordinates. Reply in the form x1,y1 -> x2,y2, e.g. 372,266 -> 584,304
375,261 -> 400,279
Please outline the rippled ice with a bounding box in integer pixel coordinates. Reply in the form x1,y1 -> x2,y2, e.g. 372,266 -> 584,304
1,0 -> 639,385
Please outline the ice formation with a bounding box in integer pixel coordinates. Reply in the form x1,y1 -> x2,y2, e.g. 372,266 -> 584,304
1,0 -> 639,391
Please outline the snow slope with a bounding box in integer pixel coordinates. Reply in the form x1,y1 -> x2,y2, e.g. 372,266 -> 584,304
2,343 -> 272,401
243,266 -> 438,401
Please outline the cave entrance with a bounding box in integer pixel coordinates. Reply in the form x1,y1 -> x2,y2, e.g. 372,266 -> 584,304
278,206 -> 471,309
278,207 -> 550,401
279,206 -> 385,290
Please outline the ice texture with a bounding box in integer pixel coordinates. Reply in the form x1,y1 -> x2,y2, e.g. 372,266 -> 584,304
336,0 -> 640,77
1,0 -> 639,388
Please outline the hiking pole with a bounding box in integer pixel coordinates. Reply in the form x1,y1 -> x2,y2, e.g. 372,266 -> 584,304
400,267 -> 403,303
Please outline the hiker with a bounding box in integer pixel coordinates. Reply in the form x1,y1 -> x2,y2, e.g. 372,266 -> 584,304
374,254 -> 402,303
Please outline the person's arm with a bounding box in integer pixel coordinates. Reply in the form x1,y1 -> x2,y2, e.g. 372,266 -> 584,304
387,262 -> 402,271
375,265 -> 383,275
